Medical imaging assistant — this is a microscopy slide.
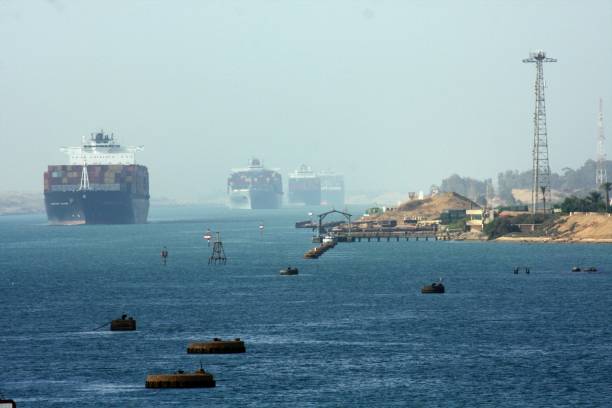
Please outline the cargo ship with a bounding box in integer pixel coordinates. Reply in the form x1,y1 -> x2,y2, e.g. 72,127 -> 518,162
44,131 -> 149,225
288,164 -> 321,206
319,170 -> 345,208
227,158 -> 283,209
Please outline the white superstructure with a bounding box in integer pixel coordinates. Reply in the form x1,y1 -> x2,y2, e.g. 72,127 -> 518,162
290,164 -> 317,179
60,130 -> 143,165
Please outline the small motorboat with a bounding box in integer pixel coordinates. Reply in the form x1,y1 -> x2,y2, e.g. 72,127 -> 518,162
322,234 -> 337,246
280,266 -> 299,276
571,266 -> 582,272
421,280 -> 445,294
584,266 -> 598,272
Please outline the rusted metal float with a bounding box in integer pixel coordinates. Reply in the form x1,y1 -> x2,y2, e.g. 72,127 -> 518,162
421,280 -> 445,294
187,338 -> 246,354
0,399 -> 17,408
145,367 -> 215,388
110,314 -> 136,331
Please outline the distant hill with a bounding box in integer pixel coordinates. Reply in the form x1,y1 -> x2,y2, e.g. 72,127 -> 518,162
0,192 -> 44,215
365,192 -> 480,221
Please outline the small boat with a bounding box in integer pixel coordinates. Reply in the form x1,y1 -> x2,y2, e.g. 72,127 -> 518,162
421,280 -> 445,294
571,266 -> 582,272
584,266 -> 598,272
280,266 -> 299,276
322,234 -> 337,246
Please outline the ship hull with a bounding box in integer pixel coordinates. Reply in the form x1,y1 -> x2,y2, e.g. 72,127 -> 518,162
228,189 -> 282,210
44,190 -> 149,225
320,189 -> 345,209
288,189 -> 321,206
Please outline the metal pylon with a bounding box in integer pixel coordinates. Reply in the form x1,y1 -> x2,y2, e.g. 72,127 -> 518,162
523,50 -> 556,215
208,232 -> 226,265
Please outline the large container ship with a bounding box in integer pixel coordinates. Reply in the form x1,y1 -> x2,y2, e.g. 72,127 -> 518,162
44,131 -> 149,225
319,170 -> 345,208
227,158 -> 283,209
288,164 -> 321,206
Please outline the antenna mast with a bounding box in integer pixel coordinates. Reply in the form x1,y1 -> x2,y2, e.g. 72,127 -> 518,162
596,98 -> 607,187
523,50 -> 556,215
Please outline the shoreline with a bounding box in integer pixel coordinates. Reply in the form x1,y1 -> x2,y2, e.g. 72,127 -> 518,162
494,236 -> 612,244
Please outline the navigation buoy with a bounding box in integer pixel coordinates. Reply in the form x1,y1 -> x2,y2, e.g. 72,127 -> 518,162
203,229 -> 212,246
160,246 -> 169,265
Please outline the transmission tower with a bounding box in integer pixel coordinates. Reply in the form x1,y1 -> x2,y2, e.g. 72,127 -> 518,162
596,98 -> 607,187
523,50 -> 556,215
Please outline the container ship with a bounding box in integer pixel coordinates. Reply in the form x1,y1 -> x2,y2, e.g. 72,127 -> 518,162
44,131 -> 149,225
227,158 -> 283,209
319,170 -> 345,208
288,164 -> 321,206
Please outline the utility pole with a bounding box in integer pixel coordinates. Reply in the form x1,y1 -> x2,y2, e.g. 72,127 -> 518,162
523,50 -> 556,216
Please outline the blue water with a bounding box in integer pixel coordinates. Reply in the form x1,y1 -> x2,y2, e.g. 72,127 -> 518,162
1,206 -> 612,407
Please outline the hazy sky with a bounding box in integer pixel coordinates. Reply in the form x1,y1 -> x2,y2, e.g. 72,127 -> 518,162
1,0 -> 611,200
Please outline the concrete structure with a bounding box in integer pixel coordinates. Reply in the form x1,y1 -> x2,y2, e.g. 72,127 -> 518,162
466,209 -> 484,232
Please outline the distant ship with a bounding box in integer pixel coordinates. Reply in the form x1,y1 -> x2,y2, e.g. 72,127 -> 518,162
44,131 -> 149,225
227,158 -> 283,209
288,164 -> 321,206
319,170 -> 345,208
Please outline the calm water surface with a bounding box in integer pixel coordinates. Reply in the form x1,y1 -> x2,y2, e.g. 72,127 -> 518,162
1,206 -> 611,407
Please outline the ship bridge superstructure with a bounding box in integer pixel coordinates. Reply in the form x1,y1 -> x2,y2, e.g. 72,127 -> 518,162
290,164 -> 317,179
60,130 -> 143,165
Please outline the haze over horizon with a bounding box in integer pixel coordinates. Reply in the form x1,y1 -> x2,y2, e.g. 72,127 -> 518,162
1,0 -> 611,201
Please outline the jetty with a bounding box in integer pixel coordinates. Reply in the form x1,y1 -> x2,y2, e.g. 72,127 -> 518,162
315,230 -> 444,242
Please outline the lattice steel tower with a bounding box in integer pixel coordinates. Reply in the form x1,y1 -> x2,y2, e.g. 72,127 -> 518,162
596,98 -> 607,187
523,50 -> 556,214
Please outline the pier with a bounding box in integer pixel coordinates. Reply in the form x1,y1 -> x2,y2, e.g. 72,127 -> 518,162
314,230 -> 446,242
303,209 -> 451,248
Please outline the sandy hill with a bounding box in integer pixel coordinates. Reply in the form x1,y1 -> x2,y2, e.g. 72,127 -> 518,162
366,192 -> 480,221
550,213 -> 612,242
496,212 -> 612,243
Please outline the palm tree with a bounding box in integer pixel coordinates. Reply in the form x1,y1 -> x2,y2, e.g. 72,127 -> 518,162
602,182 -> 612,213
588,191 -> 603,212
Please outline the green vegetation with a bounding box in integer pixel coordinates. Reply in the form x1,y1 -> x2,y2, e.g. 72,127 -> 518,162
497,160 -> 612,203
483,217 -> 520,239
446,218 -> 467,231
483,213 -> 555,240
602,182 -> 612,213
558,190 -> 608,213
